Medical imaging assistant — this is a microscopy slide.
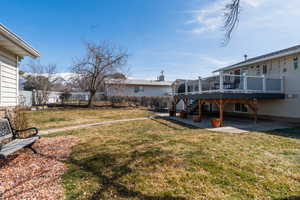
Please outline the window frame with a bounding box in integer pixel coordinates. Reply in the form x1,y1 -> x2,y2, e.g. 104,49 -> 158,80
134,86 -> 139,93
134,86 -> 144,93
256,65 -> 261,75
263,65 -> 267,74
234,103 -> 248,113
293,57 -> 298,70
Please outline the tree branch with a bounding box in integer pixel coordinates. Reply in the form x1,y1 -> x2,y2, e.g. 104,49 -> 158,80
223,0 -> 241,45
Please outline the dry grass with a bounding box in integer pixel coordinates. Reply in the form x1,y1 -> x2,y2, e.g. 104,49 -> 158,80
47,118 -> 300,200
25,108 -> 151,130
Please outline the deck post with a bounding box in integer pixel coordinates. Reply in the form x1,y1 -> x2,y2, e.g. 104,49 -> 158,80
173,96 -> 180,115
198,100 -> 203,119
243,74 -> 248,93
198,76 -> 202,94
219,99 -> 225,126
219,72 -> 224,92
262,75 -> 266,92
185,80 -> 188,95
248,99 -> 258,124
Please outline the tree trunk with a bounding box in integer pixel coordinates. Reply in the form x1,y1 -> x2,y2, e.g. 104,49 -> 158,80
87,90 -> 96,108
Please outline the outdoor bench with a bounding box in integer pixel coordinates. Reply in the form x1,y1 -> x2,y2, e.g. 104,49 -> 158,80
0,118 -> 40,159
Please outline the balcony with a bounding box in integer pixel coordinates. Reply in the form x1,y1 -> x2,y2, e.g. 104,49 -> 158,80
173,73 -> 285,96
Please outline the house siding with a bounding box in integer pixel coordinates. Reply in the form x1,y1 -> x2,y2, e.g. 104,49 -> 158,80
0,47 -> 17,67
107,85 -> 172,97
223,53 -> 300,119
0,62 -> 18,107
0,47 -> 18,107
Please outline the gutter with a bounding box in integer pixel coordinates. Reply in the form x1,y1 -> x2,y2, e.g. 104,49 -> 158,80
0,24 -> 40,58
214,47 -> 300,73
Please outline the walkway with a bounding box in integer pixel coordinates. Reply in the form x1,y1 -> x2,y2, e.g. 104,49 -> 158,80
167,116 -> 290,133
40,113 -> 290,135
40,117 -> 149,135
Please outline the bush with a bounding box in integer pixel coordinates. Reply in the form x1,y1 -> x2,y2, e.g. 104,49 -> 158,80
107,96 -> 172,111
5,107 -> 30,138
59,91 -> 72,103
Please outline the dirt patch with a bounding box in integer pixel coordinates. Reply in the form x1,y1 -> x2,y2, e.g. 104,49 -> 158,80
0,136 -> 79,200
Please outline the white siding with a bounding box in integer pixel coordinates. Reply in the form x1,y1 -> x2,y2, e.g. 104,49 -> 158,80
0,47 -> 17,67
107,85 -> 172,97
0,62 -> 18,107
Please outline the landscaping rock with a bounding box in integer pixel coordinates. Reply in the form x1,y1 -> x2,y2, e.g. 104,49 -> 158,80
0,136 -> 79,200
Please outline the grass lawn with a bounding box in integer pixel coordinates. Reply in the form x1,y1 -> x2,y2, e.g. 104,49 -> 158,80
25,108 -> 151,130
45,117 -> 300,200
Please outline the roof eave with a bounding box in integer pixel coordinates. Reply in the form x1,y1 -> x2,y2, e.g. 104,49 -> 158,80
214,46 -> 300,73
0,24 -> 40,58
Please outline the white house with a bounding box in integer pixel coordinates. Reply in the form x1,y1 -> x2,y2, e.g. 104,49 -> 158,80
105,71 -> 173,97
0,24 -> 40,107
173,44 -> 300,123
106,79 -> 173,97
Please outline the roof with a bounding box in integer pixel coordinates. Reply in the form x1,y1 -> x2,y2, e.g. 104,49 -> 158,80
106,79 -> 173,86
214,44 -> 300,72
0,24 -> 40,58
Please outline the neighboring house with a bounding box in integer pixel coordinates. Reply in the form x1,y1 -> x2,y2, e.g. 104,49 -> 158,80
106,78 -> 173,97
19,90 -> 105,106
19,90 -> 33,107
45,91 -> 104,103
173,45 -> 300,123
0,24 -> 40,107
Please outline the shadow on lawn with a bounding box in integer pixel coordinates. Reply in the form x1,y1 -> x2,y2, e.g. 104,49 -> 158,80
274,197 -> 300,200
68,147 -> 187,200
264,128 -> 300,140
151,116 -> 198,130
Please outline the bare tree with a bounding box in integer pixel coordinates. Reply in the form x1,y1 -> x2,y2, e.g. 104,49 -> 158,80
223,0 -> 241,45
24,61 -> 57,105
71,41 -> 128,107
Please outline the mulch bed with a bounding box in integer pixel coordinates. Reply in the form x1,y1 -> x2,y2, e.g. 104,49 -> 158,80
0,136 -> 79,200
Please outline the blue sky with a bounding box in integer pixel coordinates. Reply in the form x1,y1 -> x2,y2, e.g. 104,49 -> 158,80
2,0 -> 300,80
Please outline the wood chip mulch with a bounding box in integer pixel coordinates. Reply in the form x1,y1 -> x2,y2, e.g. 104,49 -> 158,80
0,136 -> 79,200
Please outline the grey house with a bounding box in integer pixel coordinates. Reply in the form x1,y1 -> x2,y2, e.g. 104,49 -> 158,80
172,45 -> 300,124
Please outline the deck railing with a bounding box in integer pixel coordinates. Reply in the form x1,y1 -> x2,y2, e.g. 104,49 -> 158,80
173,73 -> 284,95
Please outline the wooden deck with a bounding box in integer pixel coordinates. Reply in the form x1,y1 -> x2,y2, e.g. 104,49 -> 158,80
172,92 -> 285,127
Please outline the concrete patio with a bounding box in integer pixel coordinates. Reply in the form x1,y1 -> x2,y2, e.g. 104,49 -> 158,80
163,115 -> 291,133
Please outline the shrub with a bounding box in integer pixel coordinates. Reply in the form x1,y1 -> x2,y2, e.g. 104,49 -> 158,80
5,107 -> 30,138
107,96 -> 172,111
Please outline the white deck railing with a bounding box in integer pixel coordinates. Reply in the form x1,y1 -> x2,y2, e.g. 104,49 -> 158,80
173,73 -> 285,95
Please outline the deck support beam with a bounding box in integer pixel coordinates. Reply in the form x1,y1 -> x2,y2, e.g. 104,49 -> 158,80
183,97 -> 189,112
193,98 -> 259,127
218,99 -> 225,126
247,99 -> 258,124
171,96 -> 181,115
198,100 -> 204,120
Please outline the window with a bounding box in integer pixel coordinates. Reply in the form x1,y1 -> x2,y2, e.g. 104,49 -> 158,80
134,86 -> 139,93
235,103 -> 248,113
263,65 -> 267,74
283,68 -> 287,73
294,57 -> 298,70
241,69 -> 248,75
256,65 -> 260,75
134,86 -> 144,93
